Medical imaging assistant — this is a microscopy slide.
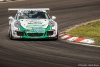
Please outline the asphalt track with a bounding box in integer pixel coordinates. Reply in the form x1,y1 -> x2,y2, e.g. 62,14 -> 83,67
0,0 -> 100,67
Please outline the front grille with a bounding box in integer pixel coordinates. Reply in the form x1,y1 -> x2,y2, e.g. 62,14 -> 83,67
27,33 -> 44,36
17,32 -> 24,36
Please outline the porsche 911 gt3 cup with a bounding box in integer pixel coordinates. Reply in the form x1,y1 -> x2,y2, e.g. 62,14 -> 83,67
8,8 -> 58,40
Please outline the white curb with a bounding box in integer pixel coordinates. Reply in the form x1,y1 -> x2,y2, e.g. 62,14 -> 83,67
80,39 -> 95,44
67,37 -> 78,41
61,35 -> 69,39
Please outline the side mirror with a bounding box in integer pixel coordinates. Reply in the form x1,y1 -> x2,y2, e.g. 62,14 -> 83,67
52,16 -> 56,20
8,16 -> 14,20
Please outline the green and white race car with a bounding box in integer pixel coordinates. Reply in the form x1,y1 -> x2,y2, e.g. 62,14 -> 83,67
8,8 -> 58,40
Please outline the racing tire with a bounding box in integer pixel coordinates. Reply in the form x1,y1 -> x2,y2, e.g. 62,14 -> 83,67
54,34 -> 58,40
52,33 -> 58,40
9,29 -> 14,40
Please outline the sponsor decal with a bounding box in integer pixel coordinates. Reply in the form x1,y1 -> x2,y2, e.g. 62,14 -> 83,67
26,27 -> 45,33
28,21 -> 42,24
21,10 -> 42,13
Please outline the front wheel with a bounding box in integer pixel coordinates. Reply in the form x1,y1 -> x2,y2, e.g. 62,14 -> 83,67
54,34 -> 58,40
52,33 -> 58,40
9,29 -> 14,40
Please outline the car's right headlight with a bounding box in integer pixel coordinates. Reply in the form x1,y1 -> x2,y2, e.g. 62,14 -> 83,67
14,21 -> 21,28
49,21 -> 55,27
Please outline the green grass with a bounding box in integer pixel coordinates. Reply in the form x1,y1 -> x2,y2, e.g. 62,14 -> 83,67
68,21 -> 100,46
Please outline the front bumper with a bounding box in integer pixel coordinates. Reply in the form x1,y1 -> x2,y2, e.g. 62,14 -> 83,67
13,30 -> 57,39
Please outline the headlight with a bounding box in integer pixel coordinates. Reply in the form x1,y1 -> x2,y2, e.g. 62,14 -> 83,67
49,21 -> 55,27
14,21 -> 21,28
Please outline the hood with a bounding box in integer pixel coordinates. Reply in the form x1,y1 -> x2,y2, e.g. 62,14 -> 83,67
19,19 -> 50,29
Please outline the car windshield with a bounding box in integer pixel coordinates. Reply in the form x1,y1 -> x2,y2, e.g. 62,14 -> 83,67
19,11 -> 50,19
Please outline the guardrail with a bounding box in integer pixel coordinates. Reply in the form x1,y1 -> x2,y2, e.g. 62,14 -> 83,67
0,0 -> 15,2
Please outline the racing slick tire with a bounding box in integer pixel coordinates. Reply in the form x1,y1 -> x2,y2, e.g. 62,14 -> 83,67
54,34 -> 58,40
51,33 -> 58,40
9,29 -> 14,40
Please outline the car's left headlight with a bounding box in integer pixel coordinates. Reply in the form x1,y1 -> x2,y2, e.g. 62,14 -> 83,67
14,21 -> 21,28
49,21 -> 55,27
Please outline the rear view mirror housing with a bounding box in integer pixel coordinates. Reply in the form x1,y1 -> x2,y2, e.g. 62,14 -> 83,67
52,16 -> 56,20
8,16 -> 14,20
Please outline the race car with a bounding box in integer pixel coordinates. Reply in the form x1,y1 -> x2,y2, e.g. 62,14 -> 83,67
8,8 -> 58,40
